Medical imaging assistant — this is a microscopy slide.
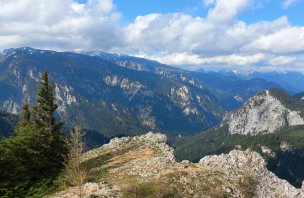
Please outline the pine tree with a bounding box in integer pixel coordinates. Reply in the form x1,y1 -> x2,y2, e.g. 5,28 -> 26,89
30,72 -> 67,175
32,72 -> 61,132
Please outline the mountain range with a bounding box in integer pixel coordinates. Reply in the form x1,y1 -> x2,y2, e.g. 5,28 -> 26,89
218,70 -> 304,94
0,47 -> 282,145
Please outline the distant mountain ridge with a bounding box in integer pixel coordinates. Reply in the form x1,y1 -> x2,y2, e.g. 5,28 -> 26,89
0,47 -> 282,145
0,47 -> 222,141
218,70 -> 304,93
87,51 -> 283,111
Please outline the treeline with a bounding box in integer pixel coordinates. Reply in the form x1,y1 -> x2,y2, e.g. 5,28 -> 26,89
0,72 -> 68,197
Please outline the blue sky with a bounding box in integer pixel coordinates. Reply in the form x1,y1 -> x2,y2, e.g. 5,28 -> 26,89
77,0 -> 304,26
75,0 -> 304,25
0,0 -> 304,71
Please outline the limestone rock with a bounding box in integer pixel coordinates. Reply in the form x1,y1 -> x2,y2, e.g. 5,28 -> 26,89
223,89 -> 304,135
200,150 -> 304,198
54,133 -> 304,198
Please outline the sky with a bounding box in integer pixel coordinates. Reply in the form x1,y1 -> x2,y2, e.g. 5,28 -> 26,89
0,0 -> 304,71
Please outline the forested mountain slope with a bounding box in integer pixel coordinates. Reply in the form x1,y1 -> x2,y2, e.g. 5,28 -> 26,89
0,47 -> 281,145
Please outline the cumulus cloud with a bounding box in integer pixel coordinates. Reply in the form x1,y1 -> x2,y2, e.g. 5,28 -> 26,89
206,0 -> 251,22
122,0 -> 304,71
243,26 -> 304,54
0,0 -> 304,71
0,0 -> 124,51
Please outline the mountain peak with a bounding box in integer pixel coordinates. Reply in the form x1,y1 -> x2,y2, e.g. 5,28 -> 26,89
2,47 -> 57,57
223,89 -> 304,135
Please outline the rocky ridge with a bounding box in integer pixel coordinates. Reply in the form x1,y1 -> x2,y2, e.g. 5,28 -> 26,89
53,132 -> 304,198
223,89 -> 304,135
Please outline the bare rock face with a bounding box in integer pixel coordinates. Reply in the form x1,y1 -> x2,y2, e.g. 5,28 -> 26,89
53,133 -> 304,198
200,150 -> 304,198
223,90 -> 304,135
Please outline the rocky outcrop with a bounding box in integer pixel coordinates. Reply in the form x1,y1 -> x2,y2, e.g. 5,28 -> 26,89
200,150 -> 304,197
53,132 -> 303,198
223,89 -> 304,135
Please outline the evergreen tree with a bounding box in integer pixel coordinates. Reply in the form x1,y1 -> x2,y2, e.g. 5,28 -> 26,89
32,72 -> 62,132
30,72 -> 67,176
0,72 -> 68,197
14,99 -> 31,135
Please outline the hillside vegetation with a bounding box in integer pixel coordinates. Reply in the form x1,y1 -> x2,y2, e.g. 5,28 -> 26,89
0,110 -> 18,137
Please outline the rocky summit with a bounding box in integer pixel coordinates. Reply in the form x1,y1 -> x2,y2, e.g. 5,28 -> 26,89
52,132 -> 304,198
223,89 -> 304,136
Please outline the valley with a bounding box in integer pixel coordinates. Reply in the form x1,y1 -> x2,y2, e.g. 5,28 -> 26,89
1,48 -> 304,197
0,47 -> 284,145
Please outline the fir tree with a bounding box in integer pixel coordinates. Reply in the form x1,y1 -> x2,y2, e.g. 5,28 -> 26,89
32,72 -> 62,132
31,72 -> 67,175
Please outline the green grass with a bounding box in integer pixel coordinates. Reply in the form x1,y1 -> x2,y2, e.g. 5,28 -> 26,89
280,126 -> 304,138
80,152 -> 112,182
122,181 -> 180,198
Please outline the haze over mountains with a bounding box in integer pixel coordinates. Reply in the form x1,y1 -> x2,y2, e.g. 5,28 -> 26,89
220,70 -> 304,94
0,47 -> 287,144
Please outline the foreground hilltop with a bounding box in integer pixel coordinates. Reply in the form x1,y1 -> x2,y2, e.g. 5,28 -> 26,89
53,132 -> 304,198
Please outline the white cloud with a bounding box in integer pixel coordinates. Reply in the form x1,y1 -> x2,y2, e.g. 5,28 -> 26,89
268,55 -> 297,65
283,0 -> 298,8
0,0 -> 304,71
123,11 -> 304,71
243,26 -> 304,54
139,53 -> 265,66
123,13 -> 297,56
207,0 -> 251,22
0,0 -> 124,51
